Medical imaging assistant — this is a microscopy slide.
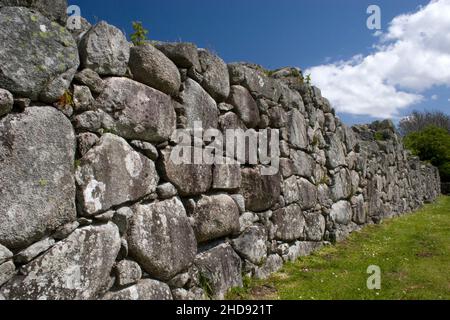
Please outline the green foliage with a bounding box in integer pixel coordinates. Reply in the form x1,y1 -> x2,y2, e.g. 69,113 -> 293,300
305,74 -> 312,85
227,196 -> 450,300
404,126 -> 450,182
57,90 -> 74,108
130,21 -> 149,46
374,131 -> 387,141
198,273 -> 213,299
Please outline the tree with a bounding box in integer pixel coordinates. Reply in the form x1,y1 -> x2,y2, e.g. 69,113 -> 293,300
403,126 -> 450,182
130,21 -> 149,46
399,110 -> 450,136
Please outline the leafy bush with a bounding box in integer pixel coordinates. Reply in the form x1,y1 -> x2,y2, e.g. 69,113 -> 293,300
404,126 -> 450,182
131,21 -> 149,46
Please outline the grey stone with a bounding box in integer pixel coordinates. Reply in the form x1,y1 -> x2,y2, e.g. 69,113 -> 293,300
198,49 -> 230,102
352,195 -> 367,225
0,244 -> 13,264
303,212 -> 326,241
112,207 -> 133,236
0,261 -> 15,287
74,69 -> 105,94
52,221 -> 80,240
77,132 -> 99,156
188,194 -> 240,243
14,237 -> 55,264
280,158 -> 294,178
326,133 -> 346,169
291,150 -> 314,178
240,167 -> 281,212
128,198 -> 197,281
114,260 -> 142,287
330,201 -> 352,225
232,225 -> 267,265
0,88 -> 13,117
213,158 -> 242,190
73,110 -> 103,132
272,204 -> 305,241
73,85 -> 94,112
159,147 -> 213,196
287,109 -> 308,149
227,85 -> 260,128
103,279 -> 173,300
129,43 -> 181,97
298,178 -> 318,210
156,183 -> 178,199
172,288 -> 207,300
219,111 -> 247,131
331,168 -> 353,201
254,254 -> 283,280
180,78 -> 219,130
228,63 -> 281,101
239,212 -> 259,232
231,194 -> 246,214
94,210 -> 115,222
95,77 -> 177,143
0,0 -> 68,24
282,176 -> 300,205
0,7 -> 79,102
69,16 -> 91,44
79,21 -> 130,76
194,243 -> 242,299
0,223 -> 121,300
268,107 -> 288,128
155,42 -> 201,72
0,107 -> 76,250
167,272 -> 190,288
130,140 -> 159,161
75,134 -> 159,216
218,102 -> 234,112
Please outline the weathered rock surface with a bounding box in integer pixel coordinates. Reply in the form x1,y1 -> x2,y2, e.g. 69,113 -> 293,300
0,0 -> 68,24
240,167 -> 281,212
0,7 -> 79,102
232,225 -> 267,265
0,261 -> 15,287
159,147 -> 212,196
212,158 -> 242,190
188,195 -> 240,243
272,204 -> 305,241
228,85 -> 260,128
79,21 -> 130,76
75,133 -> 159,216
303,212 -> 326,241
0,89 -> 13,117
103,279 -> 173,300
0,244 -> 13,264
114,260 -> 142,287
155,42 -> 201,72
95,77 -> 177,143
180,78 -> 219,130
14,237 -> 55,264
0,107 -> 76,249
330,201 -> 353,225
198,49 -> 230,102
128,198 -> 197,281
194,244 -> 242,299
287,109 -> 308,149
129,43 -> 181,97
0,223 -> 120,300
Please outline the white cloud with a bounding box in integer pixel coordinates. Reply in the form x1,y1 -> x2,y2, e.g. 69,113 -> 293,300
306,0 -> 450,118
431,94 -> 438,100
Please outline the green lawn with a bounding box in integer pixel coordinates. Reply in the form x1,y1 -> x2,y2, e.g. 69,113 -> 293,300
228,196 -> 450,300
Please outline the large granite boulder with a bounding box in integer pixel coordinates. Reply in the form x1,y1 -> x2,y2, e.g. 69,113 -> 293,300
102,279 -> 173,300
0,107 -> 76,249
240,167 -> 281,212
0,223 -> 121,300
95,77 -> 177,143
330,201 -> 352,225
231,225 -> 267,265
272,204 -> 305,241
79,21 -> 130,76
198,49 -> 230,102
0,7 -> 79,102
287,109 -> 308,149
155,42 -> 201,72
75,134 -> 159,216
0,89 -> 13,117
331,168 -> 353,201
129,43 -> 181,97
159,147 -> 213,196
0,0 -> 68,25
194,244 -> 242,299
188,194 -> 240,243
303,212 -> 326,241
298,178 -> 318,210
180,78 -> 219,130
227,85 -> 260,128
326,133 -> 347,169
128,198 -> 197,281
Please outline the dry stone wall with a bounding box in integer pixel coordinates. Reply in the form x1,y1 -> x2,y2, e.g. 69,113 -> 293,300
0,1 -> 441,300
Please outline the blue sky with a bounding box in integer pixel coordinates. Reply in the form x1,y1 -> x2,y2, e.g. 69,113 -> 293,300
71,0 -> 450,125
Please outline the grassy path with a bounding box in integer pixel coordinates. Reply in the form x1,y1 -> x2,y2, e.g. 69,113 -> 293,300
228,196 -> 450,300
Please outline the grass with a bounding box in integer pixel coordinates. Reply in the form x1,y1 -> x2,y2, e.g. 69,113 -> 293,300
228,196 -> 450,300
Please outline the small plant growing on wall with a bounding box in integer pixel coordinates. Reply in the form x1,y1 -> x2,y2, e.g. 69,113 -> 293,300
131,21 -> 149,46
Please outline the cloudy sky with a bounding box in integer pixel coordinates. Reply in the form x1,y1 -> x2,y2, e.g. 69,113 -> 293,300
73,0 -> 449,125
